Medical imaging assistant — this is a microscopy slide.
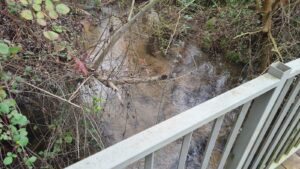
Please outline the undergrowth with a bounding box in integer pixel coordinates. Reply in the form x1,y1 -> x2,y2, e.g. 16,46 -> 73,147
0,0 -> 105,168
149,0 -> 300,76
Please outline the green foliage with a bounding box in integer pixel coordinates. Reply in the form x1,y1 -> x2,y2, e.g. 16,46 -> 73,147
225,50 -> 240,62
3,152 -> 16,165
64,132 -> 73,144
4,0 -> 71,41
220,37 -> 228,49
20,9 -> 33,20
43,31 -> 60,41
56,4 -> 71,15
23,156 -> 37,168
0,42 -> 21,59
52,25 -> 64,33
9,46 -> 22,55
205,17 -> 217,30
38,131 -> 74,160
0,43 -> 36,168
202,32 -> 212,48
0,42 -> 10,56
0,88 -> 36,167
91,96 -> 104,114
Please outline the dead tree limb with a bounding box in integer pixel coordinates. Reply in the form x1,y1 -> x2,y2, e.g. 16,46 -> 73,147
92,0 -> 161,70
95,74 -> 168,85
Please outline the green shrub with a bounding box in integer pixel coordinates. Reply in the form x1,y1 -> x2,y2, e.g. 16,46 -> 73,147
225,50 -> 240,62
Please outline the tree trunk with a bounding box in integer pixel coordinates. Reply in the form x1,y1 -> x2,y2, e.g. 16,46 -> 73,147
262,0 -> 273,32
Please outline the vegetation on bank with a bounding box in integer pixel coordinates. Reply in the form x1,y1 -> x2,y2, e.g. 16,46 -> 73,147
152,0 -> 299,75
0,0 -> 299,168
1,0 -> 104,168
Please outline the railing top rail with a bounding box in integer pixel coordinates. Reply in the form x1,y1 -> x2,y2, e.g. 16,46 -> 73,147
286,58 -> 300,78
66,58 -> 300,169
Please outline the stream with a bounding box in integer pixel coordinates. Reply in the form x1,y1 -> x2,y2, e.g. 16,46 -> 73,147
79,8 -> 243,169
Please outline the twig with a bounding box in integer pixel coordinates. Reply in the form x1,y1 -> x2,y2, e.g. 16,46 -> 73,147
102,0 -> 118,5
233,30 -> 262,39
164,12 -> 181,55
23,81 -> 82,109
164,0 -> 196,54
268,31 -> 283,61
107,81 -> 124,105
74,6 -> 92,16
179,0 -> 196,13
128,0 -> 135,21
73,111 -> 80,159
68,75 -> 92,101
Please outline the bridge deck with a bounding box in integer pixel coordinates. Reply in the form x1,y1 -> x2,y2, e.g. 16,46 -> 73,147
277,151 -> 300,169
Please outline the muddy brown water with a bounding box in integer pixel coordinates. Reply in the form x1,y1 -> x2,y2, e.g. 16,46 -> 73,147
80,11 -> 243,169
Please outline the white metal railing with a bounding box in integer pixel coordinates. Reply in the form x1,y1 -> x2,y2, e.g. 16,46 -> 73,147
66,58 -> 300,169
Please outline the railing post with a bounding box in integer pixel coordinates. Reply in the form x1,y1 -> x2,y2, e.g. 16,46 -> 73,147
201,115 -> 225,169
250,77 -> 300,169
243,77 -> 294,169
261,94 -> 300,169
286,121 -> 300,153
177,132 -> 193,169
224,62 -> 291,169
144,153 -> 154,169
266,108 -> 300,167
280,120 -> 300,158
217,101 -> 252,169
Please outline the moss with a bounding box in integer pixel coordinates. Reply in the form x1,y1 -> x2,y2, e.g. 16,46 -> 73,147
202,32 -> 212,48
225,50 -> 240,63
220,37 -> 229,49
205,17 -> 217,30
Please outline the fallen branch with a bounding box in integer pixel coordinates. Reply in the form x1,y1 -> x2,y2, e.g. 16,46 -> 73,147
23,81 -> 82,109
69,75 -> 92,101
233,30 -> 262,39
95,74 -> 169,85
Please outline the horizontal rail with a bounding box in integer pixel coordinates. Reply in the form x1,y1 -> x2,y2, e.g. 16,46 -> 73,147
286,59 -> 300,78
66,58 -> 300,169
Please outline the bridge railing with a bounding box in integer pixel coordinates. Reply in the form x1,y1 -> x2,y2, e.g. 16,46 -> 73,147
66,58 -> 300,169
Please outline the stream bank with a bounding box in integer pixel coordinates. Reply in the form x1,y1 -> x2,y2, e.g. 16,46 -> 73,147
79,7 -> 243,168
